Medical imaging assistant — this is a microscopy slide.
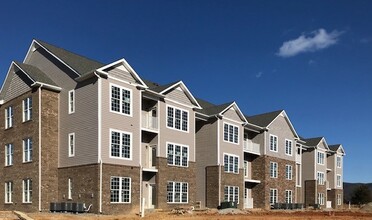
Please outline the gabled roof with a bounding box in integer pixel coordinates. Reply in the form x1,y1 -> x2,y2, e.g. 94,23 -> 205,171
14,62 -> 58,87
24,39 -> 104,76
302,136 -> 330,151
329,144 -> 346,155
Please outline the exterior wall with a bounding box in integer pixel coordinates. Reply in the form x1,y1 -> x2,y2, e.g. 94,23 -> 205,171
328,189 -> 343,209
205,165 -> 220,208
223,108 -> 242,122
219,118 -> 244,168
106,65 -> 138,84
302,149 -> 315,184
304,180 -> 316,207
165,87 -> 193,106
296,187 -> 303,203
1,70 -> 33,102
221,167 -> 244,209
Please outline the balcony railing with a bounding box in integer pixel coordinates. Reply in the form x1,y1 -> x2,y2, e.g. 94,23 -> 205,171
243,140 -> 260,155
296,154 -> 301,164
244,198 -> 254,209
142,111 -> 158,131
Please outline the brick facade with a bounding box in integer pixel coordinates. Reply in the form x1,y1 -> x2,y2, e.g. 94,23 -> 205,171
328,189 -> 343,209
205,165 -> 220,208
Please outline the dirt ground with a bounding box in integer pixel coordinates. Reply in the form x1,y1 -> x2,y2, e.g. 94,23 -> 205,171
25,209 -> 372,220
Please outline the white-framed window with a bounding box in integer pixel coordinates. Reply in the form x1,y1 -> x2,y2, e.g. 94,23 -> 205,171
224,186 -> 239,204
68,90 -> 75,114
285,139 -> 292,156
5,106 -> 13,129
110,129 -> 132,159
23,97 -> 32,122
167,143 -> 188,167
110,84 -> 132,116
5,143 -> 13,166
223,123 -> 239,144
337,175 -> 342,187
318,193 -> 324,205
317,151 -> 325,165
110,176 -> 131,203
270,188 -> 278,204
270,162 -> 278,178
167,181 -> 188,203
317,172 -> 325,185
337,194 -> 342,205
224,154 -> 239,174
285,190 -> 293,203
167,106 -> 188,132
269,135 -> 278,152
337,156 -> 342,168
5,181 -> 13,203
23,138 -> 33,162
68,178 -> 72,200
285,165 -> 292,180
68,133 -> 75,157
244,161 -> 248,177
23,179 -> 32,203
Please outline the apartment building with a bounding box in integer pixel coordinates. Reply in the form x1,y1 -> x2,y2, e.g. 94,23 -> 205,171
0,39 -> 345,214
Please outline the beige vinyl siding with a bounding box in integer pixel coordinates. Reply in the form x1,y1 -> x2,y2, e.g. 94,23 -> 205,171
222,108 -> 242,122
315,142 -> 328,175
3,71 -> 32,102
107,65 -> 138,84
219,118 -> 244,167
165,87 -> 193,106
327,155 -> 335,188
302,149 -> 315,182
265,114 -> 296,161
100,78 -> 141,167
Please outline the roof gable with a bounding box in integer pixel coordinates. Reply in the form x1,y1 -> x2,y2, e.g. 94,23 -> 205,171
196,98 -> 247,123
156,81 -> 201,108
303,137 -> 330,150
329,144 -> 346,155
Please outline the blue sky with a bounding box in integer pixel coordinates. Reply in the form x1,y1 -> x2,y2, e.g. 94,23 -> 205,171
0,0 -> 371,183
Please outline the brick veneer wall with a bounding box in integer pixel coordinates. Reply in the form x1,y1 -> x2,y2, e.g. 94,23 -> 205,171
205,165 -> 220,208
305,180 -> 316,207
328,189 -> 343,209
221,167 -> 244,209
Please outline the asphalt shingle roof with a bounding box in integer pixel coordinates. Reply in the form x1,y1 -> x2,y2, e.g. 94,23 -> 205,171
245,110 -> 283,127
302,137 -> 323,147
329,144 -> 341,151
196,98 -> 234,116
15,62 -> 58,87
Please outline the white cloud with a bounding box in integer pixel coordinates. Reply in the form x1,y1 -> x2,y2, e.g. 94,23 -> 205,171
277,29 -> 342,57
255,71 -> 263,78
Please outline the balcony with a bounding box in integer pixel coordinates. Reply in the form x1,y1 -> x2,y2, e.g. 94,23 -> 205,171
243,140 -> 260,155
326,181 -> 331,190
142,145 -> 158,172
142,111 -> 158,131
296,154 -> 301,164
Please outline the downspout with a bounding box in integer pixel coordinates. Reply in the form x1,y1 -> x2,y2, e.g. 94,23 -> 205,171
216,116 -> 221,205
38,86 -> 42,211
94,72 -> 103,213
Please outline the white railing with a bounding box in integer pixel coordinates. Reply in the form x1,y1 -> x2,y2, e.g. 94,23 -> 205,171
296,154 -> 301,164
142,112 -> 158,130
244,198 -> 254,209
326,201 -> 332,208
243,140 -> 260,155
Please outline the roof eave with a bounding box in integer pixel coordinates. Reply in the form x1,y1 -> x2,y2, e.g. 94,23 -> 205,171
31,82 -> 62,92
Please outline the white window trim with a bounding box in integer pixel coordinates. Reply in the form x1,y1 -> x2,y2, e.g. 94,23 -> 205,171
270,188 -> 278,204
23,97 -> 32,122
317,171 -> 325,185
223,153 -> 239,174
336,156 -> 342,168
23,138 -> 32,163
317,151 -> 325,165
224,185 -> 239,204
68,178 -> 72,200
5,106 -> 13,129
318,193 -> 324,205
269,135 -> 278,152
285,139 -> 293,156
68,133 -> 75,157
337,174 -> 342,187
166,105 -> 189,133
109,129 -> 133,160
5,143 -> 13,166
68,90 -> 75,114
223,122 -> 240,145
22,179 -> 32,203
270,162 -> 278,178
109,83 -> 133,117
337,194 -> 342,205
110,176 -> 131,203
285,190 -> 293,203
5,181 -> 12,203
166,142 -> 189,167
285,165 -> 292,180
167,181 -> 189,204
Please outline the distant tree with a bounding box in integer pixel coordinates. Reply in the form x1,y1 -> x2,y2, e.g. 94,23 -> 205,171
351,185 -> 372,205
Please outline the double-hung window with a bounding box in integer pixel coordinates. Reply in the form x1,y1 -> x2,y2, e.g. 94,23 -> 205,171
270,162 -> 278,178
224,186 -> 239,203
167,106 -> 188,132
5,181 -> 13,203
5,106 -> 13,129
68,90 -> 75,114
110,130 -> 131,159
317,172 -> 325,185
68,133 -> 75,157
285,139 -> 292,155
23,179 -> 32,203
285,190 -> 292,203
337,175 -> 342,187
23,97 -> 32,122
337,194 -> 342,205
269,135 -> 278,152
111,84 -> 131,116
337,156 -> 342,168
270,189 -> 278,204
167,181 -> 188,203
5,143 -> 13,166
68,178 -> 72,200
285,165 -> 292,180
167,143 -> 188,167
223,123 -> 239,144
110,176 -> 131,203
224,154 -> 239,174
317,151 -> 325,165
318,193 -> 324,205
23,138 -> 33,162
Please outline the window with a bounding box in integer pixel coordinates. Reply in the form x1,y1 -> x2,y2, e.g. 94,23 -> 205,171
337,194 -> 342,205
167,143 -> 188,167
68,90 -> 75,114
167,106 -> 188,132
223,123 -> 239,144
269,135 -> 278,152
23,179 -> 32,203
110,130 -> 131,159
23,138 -> 33,162
5,181 -> 12,203
110,85 -> 131,115
5,106 -> 13,129
285,190 -> 292,203
285,165 -> 292,180
317,151 -> 325,165
224,186 -> 239,204
270,162 -> 278,178
5,144 -> 13,166
68,178 -> 72,200
23,97 -> 32,122
167,181 -> 188,203
337,156 -> 342,168
317,172 -> 325,185
68,133 -> 75,157
110,176 -> 131,203
317,193 -> 324,205
270,189 -> 278,204
337,175 -> 342,187
224,154 -> 239,174
285,139 -> 292,155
